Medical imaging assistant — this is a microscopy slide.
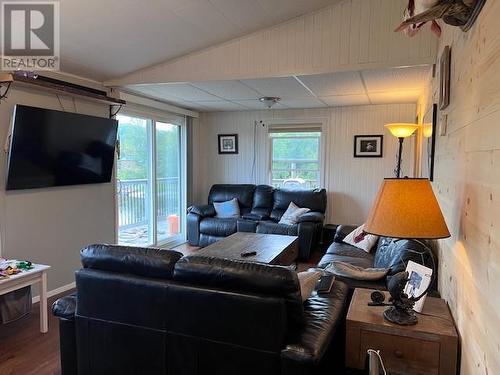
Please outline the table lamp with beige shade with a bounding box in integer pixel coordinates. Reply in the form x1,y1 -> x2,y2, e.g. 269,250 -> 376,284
364,178 -> 450,325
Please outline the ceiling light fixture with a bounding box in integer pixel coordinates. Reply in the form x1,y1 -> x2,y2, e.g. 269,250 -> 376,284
259,96 -> 281,109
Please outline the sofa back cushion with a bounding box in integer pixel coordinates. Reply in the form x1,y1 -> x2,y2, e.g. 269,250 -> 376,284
81,244 -> 183,279
271,188 -> 327,221
251,184 -> 274,217
173,255 -> 304,329
208,184 -> 256,215
374,238 -> 436,276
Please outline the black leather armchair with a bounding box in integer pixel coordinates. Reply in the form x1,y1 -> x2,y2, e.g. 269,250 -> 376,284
52,244 -> 349,375
188,184 -> 327,260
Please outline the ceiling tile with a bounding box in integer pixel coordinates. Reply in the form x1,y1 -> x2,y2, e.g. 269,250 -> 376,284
240,77 -> 313,99
362,66 -> 431,93
135,84 -> 221,101
124,85 -> 181,102
190,80 -> 261,100
297,71 -> 365,96
279,98 -> 327,109
192,100 -> 249,111
232,99 -> 287,110
320,94 -> 370,107
368,90 -> 422,105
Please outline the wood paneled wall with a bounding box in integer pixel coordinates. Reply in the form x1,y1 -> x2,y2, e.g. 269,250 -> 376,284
108,0 -> 437,85
418,1 -> 500,373
193,104 -> 416,224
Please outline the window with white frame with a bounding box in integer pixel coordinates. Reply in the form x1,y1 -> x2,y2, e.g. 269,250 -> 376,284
269,127 -> 322,189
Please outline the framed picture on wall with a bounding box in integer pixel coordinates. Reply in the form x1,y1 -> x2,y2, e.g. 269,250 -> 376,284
354,135 -> 383,158
218,134 -> 238,154
421,104 -> 437,181
439,46 -> 451,110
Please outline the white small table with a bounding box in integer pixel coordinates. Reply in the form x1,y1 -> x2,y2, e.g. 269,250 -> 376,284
0,264 -> 51,333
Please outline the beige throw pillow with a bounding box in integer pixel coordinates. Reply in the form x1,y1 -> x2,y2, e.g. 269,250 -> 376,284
325,261 -> 388,281
343,224 -> 379,253
279,202 -> 310,225
297,270 -> 322,302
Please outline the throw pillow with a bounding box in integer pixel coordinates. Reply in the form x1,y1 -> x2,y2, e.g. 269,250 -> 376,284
297,270 -> 322,302
343,224 -> 379,253
325,261 -> 388,281
279,202 -> 310,225
213,198 -> 240,218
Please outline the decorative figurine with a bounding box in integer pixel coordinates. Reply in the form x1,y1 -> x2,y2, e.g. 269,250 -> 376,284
384,271 -> 419,325
395,0 -> 487,37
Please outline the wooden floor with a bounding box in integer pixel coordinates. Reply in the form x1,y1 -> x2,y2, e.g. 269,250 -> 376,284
0,243 -> 324,374
0,293 -> 67,375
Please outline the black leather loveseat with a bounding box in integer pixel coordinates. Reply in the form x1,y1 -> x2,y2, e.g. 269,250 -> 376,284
316,225 -> 437,291
52,244 -> 349,375
187,184 -> 327,260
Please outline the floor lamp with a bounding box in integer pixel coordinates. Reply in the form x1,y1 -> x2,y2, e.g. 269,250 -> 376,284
384,123 -> 419,178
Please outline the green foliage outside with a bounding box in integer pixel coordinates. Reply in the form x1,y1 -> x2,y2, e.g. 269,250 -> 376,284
271,132 -> 320,184
116,116 -> 180,180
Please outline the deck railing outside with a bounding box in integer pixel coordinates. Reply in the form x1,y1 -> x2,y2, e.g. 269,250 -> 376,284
117,177 -> 179,229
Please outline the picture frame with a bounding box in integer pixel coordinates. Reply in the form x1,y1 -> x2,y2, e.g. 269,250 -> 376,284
404,260 -> 433,313
354,135 -> 383,158
439,45 -> 451,110
421,103 -> 437,181
218,134 -> 238,154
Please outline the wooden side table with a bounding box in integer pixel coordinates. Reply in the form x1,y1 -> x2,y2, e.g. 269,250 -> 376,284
0,264 -> 50,333
346,288 -> 458,375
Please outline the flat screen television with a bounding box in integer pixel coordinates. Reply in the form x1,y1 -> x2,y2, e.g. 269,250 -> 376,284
6,105 -> 118,191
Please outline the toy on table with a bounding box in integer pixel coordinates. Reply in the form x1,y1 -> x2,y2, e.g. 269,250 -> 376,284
0,259 -> 33,278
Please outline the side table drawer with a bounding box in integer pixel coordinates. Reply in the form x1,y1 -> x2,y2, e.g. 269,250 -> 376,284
360,331 -> 440,375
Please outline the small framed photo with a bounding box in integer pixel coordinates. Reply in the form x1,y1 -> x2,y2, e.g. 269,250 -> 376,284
218,134 -> 238,154
354,135 -> 383,158
404,260 -> 433,313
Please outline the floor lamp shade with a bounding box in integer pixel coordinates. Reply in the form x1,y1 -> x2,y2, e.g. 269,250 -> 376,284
365,178 -> 450,239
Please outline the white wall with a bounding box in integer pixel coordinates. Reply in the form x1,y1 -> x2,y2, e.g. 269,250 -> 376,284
194,104 -> 416,224
418,1 -> 500,373
0,87 -> 115,292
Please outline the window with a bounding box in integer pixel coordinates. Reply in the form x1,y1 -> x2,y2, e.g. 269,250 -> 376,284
270,129 -> 322,189
116,113 -> 186,247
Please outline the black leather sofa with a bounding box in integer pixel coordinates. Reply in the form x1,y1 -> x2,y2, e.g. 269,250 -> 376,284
316,225 -> 438,291
52,244 -> 349,375
187,184 -> 327,260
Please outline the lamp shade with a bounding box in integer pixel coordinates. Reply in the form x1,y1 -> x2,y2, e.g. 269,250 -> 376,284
365,178 -> 450,239
422,122 -> 433,138
385,123 -> 419,138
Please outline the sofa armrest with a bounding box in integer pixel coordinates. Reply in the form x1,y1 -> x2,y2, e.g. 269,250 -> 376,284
281,280 -> 349,365
52,294 -> 76,320
333,224 -> 358,243
188,204 -> 216,218
297,212 -> 324,223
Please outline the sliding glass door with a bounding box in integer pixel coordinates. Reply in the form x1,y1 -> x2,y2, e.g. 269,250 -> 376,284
155,122 -> 181,243
116,113 -> 185,247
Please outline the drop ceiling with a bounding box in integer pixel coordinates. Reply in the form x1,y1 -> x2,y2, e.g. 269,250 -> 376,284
58,0 -> 340,80
124,65 -> 431,112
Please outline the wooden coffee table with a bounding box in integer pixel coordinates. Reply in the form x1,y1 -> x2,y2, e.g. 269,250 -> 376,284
197,232 -> 298,266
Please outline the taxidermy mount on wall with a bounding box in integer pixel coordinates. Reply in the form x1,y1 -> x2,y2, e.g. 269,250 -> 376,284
395,0 -> 487,37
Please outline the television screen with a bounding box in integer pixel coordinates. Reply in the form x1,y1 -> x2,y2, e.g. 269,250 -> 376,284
6,105 -> 118,190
